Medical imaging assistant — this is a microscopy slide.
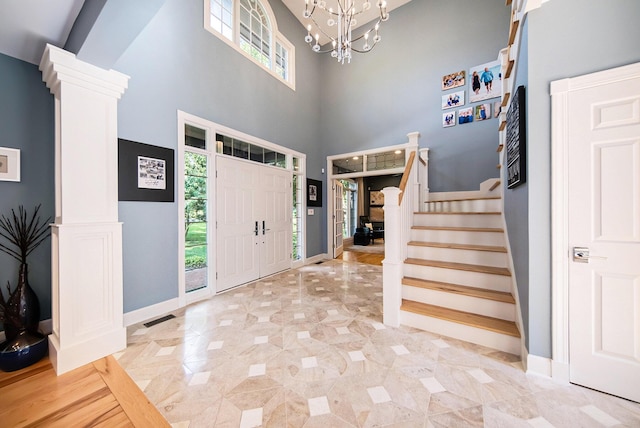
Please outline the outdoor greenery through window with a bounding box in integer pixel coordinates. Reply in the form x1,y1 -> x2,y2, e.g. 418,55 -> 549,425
292,172 -> 303,261
204,0 -> 294,88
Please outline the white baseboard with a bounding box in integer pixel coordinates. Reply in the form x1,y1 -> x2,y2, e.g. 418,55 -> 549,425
526,354 -> 552,377
305,253 -> 329,265
123,298 -> 180,327
0,318 -> 52,342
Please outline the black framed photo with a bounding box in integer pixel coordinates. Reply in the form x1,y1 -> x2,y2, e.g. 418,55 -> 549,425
506,85 -> 527,189
118,138 -> 175,202
307,178 -> 322,207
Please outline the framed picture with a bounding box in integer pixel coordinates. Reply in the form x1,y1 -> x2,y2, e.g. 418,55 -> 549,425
443,111 -> 456,128
442,90 -> 465,110
458,107 -> 474,124
307,178 -> 322,207
369,190 -> 384,206
474,103 -> 491,121
442,70 -> 465,90
0,147 -> 20,182
118,138 -> 175,202
506,86 -> 527,188
469,59 -> 502,103
493,101 -> 502,118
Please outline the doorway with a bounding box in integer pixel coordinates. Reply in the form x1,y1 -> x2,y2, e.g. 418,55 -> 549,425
552,62 -> 640,402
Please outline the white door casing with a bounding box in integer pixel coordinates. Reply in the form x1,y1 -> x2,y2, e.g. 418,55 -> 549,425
334,180 -> 344,258
551,62 -> 640,402
216,156 -> 291,292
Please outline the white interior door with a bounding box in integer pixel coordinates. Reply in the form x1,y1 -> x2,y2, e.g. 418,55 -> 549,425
216,156 -> 291,292
334,180 -> 344,258
568,71 -> 640,402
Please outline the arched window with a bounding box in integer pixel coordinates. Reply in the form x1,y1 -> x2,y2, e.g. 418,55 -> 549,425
205,0 -> 295,89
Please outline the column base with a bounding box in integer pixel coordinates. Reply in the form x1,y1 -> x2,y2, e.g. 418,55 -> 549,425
48,327 -> 126,375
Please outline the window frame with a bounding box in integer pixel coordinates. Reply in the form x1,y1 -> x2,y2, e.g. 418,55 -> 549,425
204,0 -> 296,90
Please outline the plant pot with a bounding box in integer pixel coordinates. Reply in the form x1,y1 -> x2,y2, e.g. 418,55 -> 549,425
0,329 -> 47,372
3,263 -> 40,341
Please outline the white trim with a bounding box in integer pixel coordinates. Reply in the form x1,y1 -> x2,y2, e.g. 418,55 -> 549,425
123,298 -> 180,326
550,61 -> 640,384
526,354 -> 552,378
203,0 -> 295,90
305,252 -> 329,265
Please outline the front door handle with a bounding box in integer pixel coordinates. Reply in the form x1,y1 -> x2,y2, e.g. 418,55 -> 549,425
255,221 -> 259,236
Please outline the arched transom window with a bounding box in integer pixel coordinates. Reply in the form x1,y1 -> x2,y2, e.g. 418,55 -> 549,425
205,0 -> 295,89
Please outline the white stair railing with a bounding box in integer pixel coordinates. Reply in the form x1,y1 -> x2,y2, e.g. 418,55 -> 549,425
382,132 -> 421,327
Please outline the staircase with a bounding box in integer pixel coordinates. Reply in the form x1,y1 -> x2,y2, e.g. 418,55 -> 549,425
398,180 -> 521,355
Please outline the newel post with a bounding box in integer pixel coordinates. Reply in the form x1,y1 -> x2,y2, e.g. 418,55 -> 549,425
382,187 -> 402,327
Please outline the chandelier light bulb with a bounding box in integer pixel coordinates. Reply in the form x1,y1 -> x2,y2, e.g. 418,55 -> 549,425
328,18 -> 335,26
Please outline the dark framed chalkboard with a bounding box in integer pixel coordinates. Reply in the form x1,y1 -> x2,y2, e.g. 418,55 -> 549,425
506,85 -> 526,189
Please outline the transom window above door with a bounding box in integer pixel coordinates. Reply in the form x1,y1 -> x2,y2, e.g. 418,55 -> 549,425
205,0 -> 295,89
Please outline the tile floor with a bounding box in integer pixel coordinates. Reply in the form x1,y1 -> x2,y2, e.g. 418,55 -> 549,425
115,260 -> 640,427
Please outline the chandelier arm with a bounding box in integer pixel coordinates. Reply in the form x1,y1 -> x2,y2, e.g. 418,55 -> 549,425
308,15 -> 338,43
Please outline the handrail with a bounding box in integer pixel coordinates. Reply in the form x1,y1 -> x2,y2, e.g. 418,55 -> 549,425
398,150 -> 416,205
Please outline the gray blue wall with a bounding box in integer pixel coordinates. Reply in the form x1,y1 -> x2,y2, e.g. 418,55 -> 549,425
503,18 -> 529,350
318,0 -> 511,192
516,0 -> 640,358
110,0 -> 323,311
0,54 -> 55,321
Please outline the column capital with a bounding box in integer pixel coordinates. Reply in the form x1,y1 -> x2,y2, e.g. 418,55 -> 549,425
39,44 -> 129,99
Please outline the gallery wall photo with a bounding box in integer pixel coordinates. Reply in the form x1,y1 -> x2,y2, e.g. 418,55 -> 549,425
118,138 -> 175,202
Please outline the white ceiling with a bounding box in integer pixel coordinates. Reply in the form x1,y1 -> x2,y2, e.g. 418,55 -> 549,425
0,0 -> 411,66
0,0 -> 85,65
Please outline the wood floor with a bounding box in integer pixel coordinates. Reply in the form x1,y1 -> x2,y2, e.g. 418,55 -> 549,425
337,248 -> 384,265
0,355 -> 169,427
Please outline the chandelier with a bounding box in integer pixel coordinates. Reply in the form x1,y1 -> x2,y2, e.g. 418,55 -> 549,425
303,0 -> 389,64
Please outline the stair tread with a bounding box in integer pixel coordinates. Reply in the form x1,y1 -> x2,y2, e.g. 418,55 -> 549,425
425,195 -> 501,203
405,258 -> 511,276
408,241 -> 507,253
415,211 -> 501,215
402,277 -> 515,303
412,225 -> 504,233
401,300 -> 520,337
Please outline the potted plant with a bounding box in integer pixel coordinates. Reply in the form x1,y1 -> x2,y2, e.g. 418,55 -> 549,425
0,204 -> 51,371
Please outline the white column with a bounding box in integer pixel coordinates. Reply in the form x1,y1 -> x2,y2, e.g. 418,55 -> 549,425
40,44 -> 129,375
382,187 -> 402,327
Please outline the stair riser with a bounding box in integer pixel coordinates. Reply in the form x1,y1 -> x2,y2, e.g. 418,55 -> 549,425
413,214 -> 502,229
407,246 -> 508,268
402,286 -> 516,321
400,311 -> 521,355
424,199 -> 501,213
403,264 -> 511,292
411,229 -> 506,246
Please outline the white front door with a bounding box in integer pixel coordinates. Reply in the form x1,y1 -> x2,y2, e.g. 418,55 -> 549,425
260,165 -> 292,277
567,68 -> 640,402
334,180 -> 344,258
216,156 -> 291,292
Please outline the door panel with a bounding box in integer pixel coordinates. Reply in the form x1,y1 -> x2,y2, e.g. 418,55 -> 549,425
568,75 -> 640,402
